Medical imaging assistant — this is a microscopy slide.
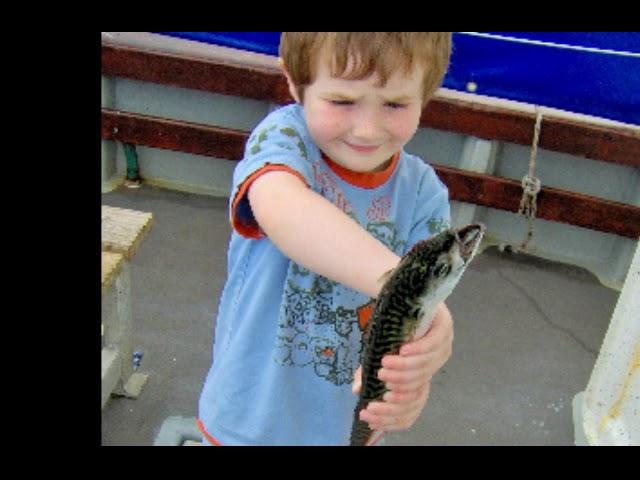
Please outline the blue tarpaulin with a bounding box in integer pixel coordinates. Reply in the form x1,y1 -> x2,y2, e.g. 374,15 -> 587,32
157,32 -> 640,126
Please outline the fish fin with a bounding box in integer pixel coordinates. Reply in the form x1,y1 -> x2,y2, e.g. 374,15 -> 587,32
377,268 -> 395,285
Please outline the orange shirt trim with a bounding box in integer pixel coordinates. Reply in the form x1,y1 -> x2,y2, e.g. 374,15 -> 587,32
231,164 -> 309,239
197,418 -> 223,446
321,151 -> 400,189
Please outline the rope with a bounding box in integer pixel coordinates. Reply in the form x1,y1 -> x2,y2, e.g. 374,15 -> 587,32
501,107 -> 543,253
517,107 -> 543,250
520,108 -> 543,215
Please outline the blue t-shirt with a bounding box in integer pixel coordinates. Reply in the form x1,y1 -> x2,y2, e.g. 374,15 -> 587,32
198,103 -> 450,445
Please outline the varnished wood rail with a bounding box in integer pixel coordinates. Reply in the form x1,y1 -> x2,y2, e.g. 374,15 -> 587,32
101,108 -> 640,239
433,165 -> 640,238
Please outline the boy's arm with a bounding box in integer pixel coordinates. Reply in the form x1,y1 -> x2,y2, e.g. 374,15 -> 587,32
248,170 -> 400,298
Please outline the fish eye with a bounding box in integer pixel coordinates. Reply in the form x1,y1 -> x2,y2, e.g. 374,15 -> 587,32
434,264 -> 451,277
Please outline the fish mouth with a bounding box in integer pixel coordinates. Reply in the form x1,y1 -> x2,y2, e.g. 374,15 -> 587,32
456,223 -> 485,262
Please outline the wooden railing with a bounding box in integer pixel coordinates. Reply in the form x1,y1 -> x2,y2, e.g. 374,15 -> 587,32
101,41 -> 640,239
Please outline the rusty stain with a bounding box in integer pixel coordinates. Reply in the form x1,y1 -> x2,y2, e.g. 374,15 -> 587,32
598,341 -> 640,435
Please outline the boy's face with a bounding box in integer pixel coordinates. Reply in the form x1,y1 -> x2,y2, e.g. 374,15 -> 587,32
288,52 -> 425,173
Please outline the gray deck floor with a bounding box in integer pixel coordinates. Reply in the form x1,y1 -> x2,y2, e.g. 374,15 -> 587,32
101,184 -> 619,446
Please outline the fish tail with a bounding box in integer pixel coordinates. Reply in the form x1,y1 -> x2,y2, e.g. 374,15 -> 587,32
349,399 -> 373,446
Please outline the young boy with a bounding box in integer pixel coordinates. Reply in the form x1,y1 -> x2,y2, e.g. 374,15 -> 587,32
198,32 -> 454,446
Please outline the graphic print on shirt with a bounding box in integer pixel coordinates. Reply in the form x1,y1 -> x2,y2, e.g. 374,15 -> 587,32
274,265 -> 363,386
366,196 -> 391,222
248,124 -> 308,160
312,163 -> 354,215
273,188 -> 406,386
366,221 -> 406,256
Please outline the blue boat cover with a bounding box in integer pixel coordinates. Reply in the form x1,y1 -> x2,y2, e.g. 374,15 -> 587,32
157,32 -> 640,126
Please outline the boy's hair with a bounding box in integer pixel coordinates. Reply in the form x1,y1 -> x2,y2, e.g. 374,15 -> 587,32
279,32 -> 452,107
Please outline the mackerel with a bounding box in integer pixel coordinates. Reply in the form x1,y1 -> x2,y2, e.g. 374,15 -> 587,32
350,223 -> 485,446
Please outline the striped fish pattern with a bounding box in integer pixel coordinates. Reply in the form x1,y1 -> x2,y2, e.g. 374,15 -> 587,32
350,223 -> 485,446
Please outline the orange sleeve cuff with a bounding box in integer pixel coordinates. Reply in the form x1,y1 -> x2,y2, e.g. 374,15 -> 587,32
231,164 -> 309,239
197,419 -> 223,446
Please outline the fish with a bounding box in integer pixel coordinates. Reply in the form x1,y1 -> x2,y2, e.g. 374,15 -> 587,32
350,223 -> 485,446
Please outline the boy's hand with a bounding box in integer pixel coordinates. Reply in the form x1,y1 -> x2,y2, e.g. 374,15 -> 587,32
351,302 -> 453,432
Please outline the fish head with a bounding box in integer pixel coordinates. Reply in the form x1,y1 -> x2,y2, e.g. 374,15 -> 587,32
400,223 -> 485,305
455,223 -> 485,264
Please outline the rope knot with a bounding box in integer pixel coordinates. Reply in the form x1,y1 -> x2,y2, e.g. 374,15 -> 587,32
507,106 -> 544,252
518,174 -> 541,218
521,174 -> 541,197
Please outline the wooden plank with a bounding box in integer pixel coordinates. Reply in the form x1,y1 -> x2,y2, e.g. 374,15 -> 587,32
101,42 -> 640,167
102,109 -> 247,160
434,165 -> 640,239
101,43 -> 290,104
100,110 -> 640,239
102,205 -> 154,259
423,99 -> 640,168
102,251 -> 125,293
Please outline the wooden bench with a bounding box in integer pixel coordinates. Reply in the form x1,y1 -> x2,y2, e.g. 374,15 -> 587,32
102,205 -> 153,409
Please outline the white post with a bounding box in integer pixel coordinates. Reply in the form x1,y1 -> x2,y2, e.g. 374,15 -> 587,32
574,238 -> 640,445
451,136 -> 498,228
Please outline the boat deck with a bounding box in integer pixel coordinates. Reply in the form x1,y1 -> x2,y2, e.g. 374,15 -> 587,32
100,184 -> 619,446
